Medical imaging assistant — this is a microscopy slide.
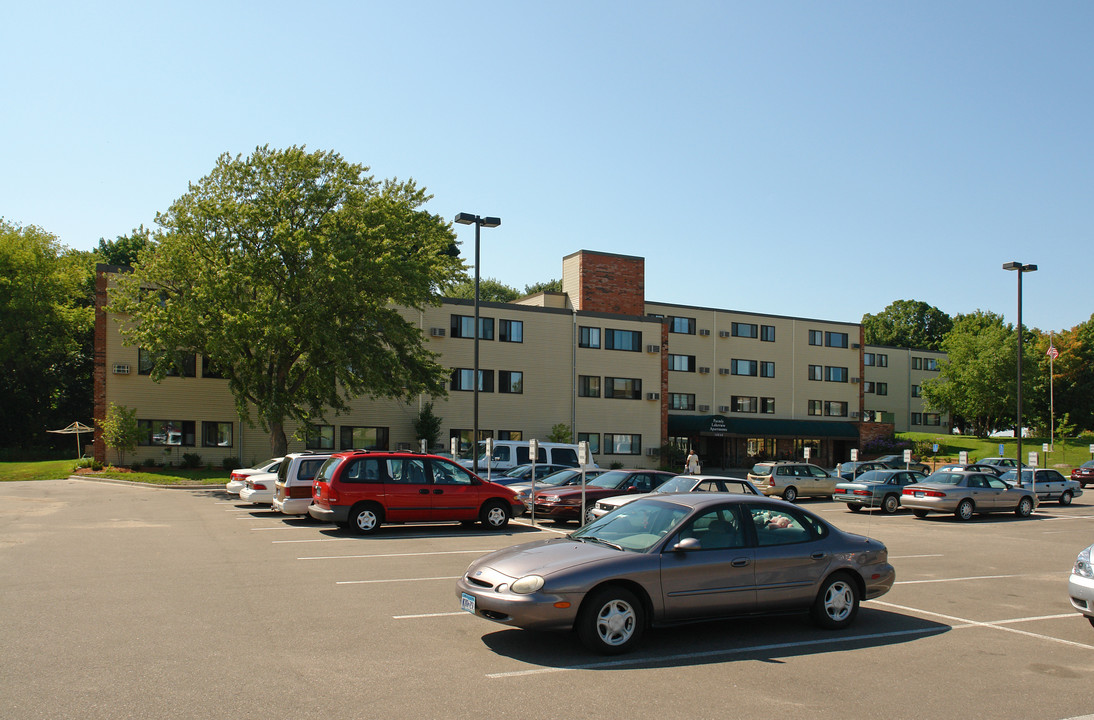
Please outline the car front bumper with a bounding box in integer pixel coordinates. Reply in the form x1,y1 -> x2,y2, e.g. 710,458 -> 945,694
455,575 -> 581,632
1069,572 -> 1094,618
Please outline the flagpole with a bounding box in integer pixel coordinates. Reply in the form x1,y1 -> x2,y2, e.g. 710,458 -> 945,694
1049,332 -> 1055,452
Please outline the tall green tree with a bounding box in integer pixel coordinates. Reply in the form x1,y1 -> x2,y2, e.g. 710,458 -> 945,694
0,220 -> 95,449
921,310 -> 1034,437
96,225 -> 152,267
109,146 -> 463,455
445,277 -> 520,302
862,299 -> 953,351
524,279 -> 562,294
1028,316 -> 1094,433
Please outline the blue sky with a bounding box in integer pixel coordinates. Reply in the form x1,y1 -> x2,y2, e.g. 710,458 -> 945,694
3,1 -> 1091,333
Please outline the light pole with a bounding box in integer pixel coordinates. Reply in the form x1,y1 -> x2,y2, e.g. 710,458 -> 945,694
454,212 -> 501,474
1002,261 -> 1037,468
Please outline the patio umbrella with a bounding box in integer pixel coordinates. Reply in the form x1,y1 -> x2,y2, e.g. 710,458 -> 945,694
47,421 -> 94,459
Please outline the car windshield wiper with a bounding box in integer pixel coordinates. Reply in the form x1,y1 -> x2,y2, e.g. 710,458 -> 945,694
575,535 -> 624,551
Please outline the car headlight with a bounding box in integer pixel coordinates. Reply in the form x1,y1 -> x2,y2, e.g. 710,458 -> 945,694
1075,545 -> 1094,579
510,575 -> 544,594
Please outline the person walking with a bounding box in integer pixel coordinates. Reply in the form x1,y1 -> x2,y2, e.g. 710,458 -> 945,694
685,448 -> 700,475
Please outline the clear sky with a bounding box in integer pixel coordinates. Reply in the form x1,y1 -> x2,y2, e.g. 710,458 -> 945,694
3,1 -> 1090,333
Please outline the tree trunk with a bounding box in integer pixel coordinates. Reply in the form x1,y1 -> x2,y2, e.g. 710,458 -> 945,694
269,421 -> 288,457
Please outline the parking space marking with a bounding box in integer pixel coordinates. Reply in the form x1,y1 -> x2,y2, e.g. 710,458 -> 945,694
511,520 -> 570,534
482,626 -> 946,678
895,574 -> 1021,585
874,601 -> 1094,651
889,554 -> 944,559
338,575 -> 460,585
395,611 -> 468,619
298,549 -> 492,561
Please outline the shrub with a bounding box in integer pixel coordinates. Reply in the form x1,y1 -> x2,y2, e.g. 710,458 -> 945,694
90,460 -> 103,471
142,457 -> 159,467
222,457 -> 243,471
130,462 -> 143,471
180,453 -> 202,469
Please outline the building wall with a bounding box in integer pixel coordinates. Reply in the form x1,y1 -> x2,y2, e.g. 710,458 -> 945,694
862,345 -> 949,432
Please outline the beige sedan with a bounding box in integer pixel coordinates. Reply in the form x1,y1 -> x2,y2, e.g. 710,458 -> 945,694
900,471 -> 1037,521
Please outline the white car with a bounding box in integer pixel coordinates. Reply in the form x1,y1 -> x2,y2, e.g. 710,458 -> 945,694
589,475 -> 761,520
271,452 -> 333,516
226,457 -> 283,494
239,471 -> 278,505
1069,543 -> 1094,629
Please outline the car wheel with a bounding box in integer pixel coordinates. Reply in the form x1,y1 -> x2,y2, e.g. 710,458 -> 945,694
583,502 -> 597,525
1060,490 -> 1073,506
1015,496 -> 1034,517
811,573 -> 860,630
955,499 -> 974,521
349,503 -> 383,535
782,486 -> 798,503
480,500 -> 510,530
577,586 -> 645,655
912,509 -> 928,519
882,494 -> 900,515
846,503 -> 861,513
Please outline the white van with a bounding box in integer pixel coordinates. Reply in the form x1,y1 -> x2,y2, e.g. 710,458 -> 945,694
459,441 -> 594,473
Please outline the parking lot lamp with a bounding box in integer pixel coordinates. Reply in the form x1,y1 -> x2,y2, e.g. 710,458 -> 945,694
1002,262 -> 1037,468
454,213 -> 501,474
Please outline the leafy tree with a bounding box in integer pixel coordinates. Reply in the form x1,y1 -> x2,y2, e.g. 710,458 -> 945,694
109,146 -> 463,456
0,220 -> 95,450
921,310 -> 1031,437
547,423 -> 571,443
413,401 -> 443,450
98,403 -> 141,465
445,277 -> 520,302
862,300 -> 953,351
96,225 -> 152,267
1028,316 -> 1094,433
524,279 -> 562,294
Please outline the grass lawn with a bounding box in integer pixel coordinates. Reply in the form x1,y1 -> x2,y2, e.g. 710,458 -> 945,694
899,432 -> 1094,470
0,460 -> 228,485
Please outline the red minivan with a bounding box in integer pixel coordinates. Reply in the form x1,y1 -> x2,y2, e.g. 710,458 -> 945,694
308,450 -> 523,535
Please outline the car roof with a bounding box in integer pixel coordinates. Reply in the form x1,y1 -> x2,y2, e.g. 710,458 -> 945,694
635,492 -> 799,512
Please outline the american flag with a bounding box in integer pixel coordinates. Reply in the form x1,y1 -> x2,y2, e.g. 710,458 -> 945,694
1047,345 -> 1059,360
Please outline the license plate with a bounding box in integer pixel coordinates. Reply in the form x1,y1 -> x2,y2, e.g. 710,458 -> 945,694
915,492 -> 924,498
461,593 -> 476,614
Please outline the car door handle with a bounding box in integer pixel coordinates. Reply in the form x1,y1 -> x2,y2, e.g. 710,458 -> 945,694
433,489 -> 444,494
811,552 -> 827,559
731,558 -> 750,567
418,488 -> 430,495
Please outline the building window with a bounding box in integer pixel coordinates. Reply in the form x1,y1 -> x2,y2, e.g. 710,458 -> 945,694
732,396 -> 758,413
340,426 -> 389,450
760,325 -> 775,342
876,353 -> 888,367
732,359 -> 758,376
578,433 -> 600,454
669,393 -> 695,411
911,385 -> 921,398
824,401 -> 848,417
760,397 -> 775,414
605,377 -> 642,399
808,330 -> 823,346
826,366 -> 848,382
912,357 -> 923,370
498,370 -> 523,394
451,315 -> 493,340
605,328 -> 641,352
911,413 -> 923,426
825,332 -> 849,348
201,421 -> 233,448
138,348 -> 196,377
760,361 -> 775,378
864,353 -> 875,366
924,413 -> 941,426
732,322 -> 758,338
668,354 -> 696,372
925,357 -> 939,371
306,424 -> 335,450
669,316 -> 695,334
876,382 -> 888,396
201,356 -> 224,379
579,326 -> 601,349
137,420 -> 195,446
807,400 -> 823,416
808,365 -> 823,381
604,434 -> 641,455
498,430 -> 522,441
578,375 -> 601,398
863,381 -> 875,393
499,319 -> 523,343
451,368 -> 493,392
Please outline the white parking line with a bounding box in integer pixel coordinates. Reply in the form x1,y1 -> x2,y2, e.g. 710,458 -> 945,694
895,574 -> 1021,585
396,611 -> 468,619
874,601 -> 1094,651
339,575 -> 460,585
483,626 -> 946,678
298,549 -> 492,560
889,554 -> 944,559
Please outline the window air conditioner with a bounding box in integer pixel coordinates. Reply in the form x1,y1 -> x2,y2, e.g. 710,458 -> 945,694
698,405 -> 710,412
718,405 -> 729,413
430,327 -> 446,337
646,392 -> 660,400
699,329 -> 710,336
646,344 -> 660,353
718,368 -> 730,375
645,447 -> 661,456
718,330 -> 731,338
112,364 -> 130,374
852,377 -> 860,384
698,367 -> 710,374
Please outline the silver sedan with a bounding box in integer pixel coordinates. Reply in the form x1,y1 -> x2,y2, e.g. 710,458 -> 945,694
1069,543 -> 1094,629
900,471 -> 1037,521
456,494 -> 895,654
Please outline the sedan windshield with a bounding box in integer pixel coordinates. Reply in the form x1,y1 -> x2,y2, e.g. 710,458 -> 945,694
855,471 -> 889,484
588,470 -> 633,489
923,472 -> 965,486
572,499 -> 690,552
652,477 -> 699,493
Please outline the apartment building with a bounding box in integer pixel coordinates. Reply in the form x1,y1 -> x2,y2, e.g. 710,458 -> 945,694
861,345 -> 949,433
93,249 -> 944,470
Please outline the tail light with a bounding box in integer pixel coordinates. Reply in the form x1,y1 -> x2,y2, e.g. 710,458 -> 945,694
923,490 -> 946,497
230,472 -> 243,481
833,488 -> 846,495
853,490 -> 871,496
253,482 -> 268,490
765,477 -> 775,487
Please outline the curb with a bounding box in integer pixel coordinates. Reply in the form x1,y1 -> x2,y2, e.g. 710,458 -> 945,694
67,475 -> 224,491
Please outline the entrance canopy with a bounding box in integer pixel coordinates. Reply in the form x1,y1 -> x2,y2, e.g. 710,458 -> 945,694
668,414 -> 860,439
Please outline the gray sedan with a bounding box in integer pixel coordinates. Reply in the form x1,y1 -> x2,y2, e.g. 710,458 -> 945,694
588,474 -> 761,520
900,471 -> 1037,521
833,469 -> 923,514
456,494 -> 895,654
999,468 -> 1082,505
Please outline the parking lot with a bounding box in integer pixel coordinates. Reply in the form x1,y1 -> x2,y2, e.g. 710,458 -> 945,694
2,478 -> 1094,720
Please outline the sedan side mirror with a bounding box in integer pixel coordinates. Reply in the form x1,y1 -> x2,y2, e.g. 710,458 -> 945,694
671,537 -> 701,553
